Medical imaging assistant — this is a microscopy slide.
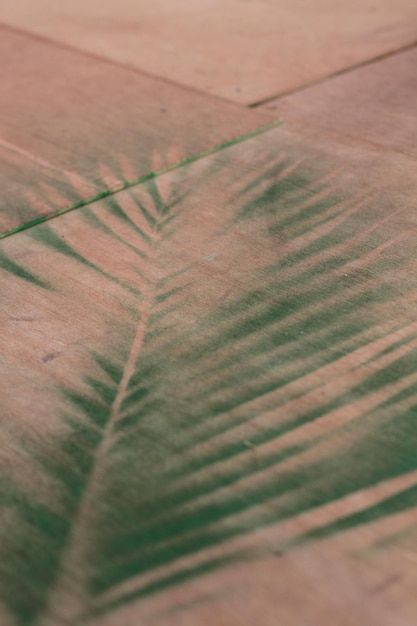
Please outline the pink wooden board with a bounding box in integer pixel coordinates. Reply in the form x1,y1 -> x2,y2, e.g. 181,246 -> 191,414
1,1 -> 417,103
264,48 -> 417,158
2,121 -> 417,625
0,26 -> 273,234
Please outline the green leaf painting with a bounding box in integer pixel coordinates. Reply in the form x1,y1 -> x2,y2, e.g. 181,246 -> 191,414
1,126 -> 417,625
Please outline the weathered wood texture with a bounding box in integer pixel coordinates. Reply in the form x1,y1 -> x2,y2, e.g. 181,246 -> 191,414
2,123 -> 417,625
264,48 -> 417,158
1,1 -> 417,103
0,27 -> 273,234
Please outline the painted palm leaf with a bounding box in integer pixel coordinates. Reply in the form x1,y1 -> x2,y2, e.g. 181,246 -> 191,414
1,127 -> 417,625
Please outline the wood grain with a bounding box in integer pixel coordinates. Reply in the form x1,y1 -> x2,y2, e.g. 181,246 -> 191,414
0,26 -> 273,234
264,47 -> 417,158
1,1 -> 417,104
2,122 -> 417,625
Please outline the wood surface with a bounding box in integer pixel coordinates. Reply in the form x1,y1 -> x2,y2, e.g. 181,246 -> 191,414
1,1 -> 417,103
2,122 -> 417,625
264,48 -> 417,158
2,2 -> 417,625
0,26 -> 272,235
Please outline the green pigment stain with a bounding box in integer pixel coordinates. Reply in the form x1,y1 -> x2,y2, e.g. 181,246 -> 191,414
1,117 -> 416,625
0,250 -> 51,289
0,120 -> 283,241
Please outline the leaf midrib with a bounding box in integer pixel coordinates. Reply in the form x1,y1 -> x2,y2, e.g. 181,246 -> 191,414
39,226 -> 162,624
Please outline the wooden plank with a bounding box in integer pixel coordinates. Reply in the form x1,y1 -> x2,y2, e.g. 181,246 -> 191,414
0,26 -> 273,235
1,1 -> 417,104
264,48 -> 417,158
2,122 -> 417,625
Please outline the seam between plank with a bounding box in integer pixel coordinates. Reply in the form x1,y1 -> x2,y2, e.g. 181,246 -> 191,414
0,120 -> 283,241
249,39 -> 417,108
0,20 -> 249,110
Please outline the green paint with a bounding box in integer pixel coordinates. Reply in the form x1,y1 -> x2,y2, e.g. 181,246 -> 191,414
0,120 -> 283,241
105,196 -> 153,244
0,250 -> 51,289
1,122 -> 417,625
287,483 -> 417,547
83,208 -> 148,260
31,223 -> 142,296
87,552 -> 247,620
